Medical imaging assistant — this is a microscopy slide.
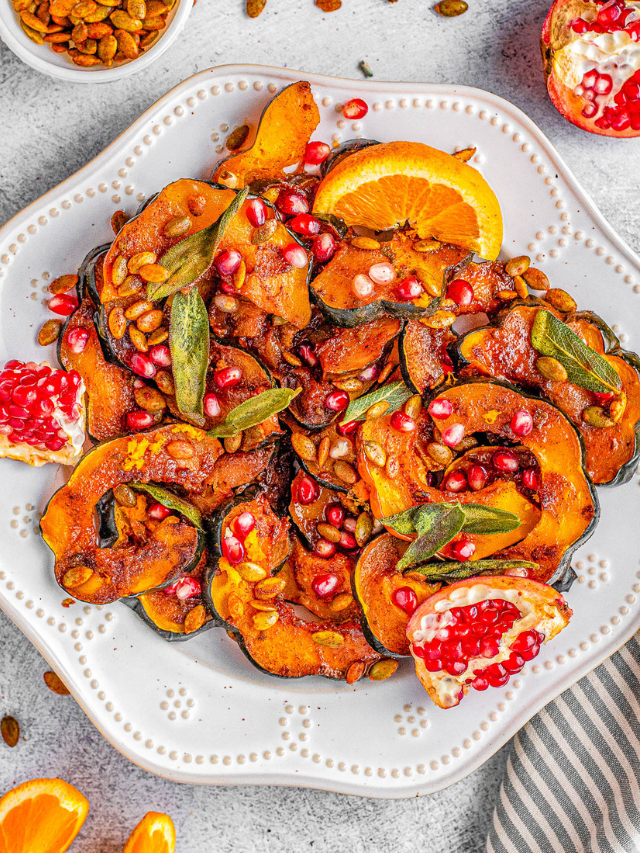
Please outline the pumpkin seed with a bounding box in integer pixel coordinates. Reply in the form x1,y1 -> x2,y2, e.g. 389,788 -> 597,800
62,566 -> 93,587
583,405 -> 615,428
435,0 -> 467,15
114,26 -> 137,55
246,0 -> 266,16
513,275 -> 529,300
213,294 -> 238,313
346,661 -> 365,684
119,276 -> 142,297
330,593 -> 354,612
21,18 -> 44,39
233,260 -> 247,291
126,0 -> 145,16
505,256 -> 530,278
253,610 -> 279,630
38,319 -> 63,346
137,309 -> 164,333
255,576 -> 287,599
112,255 -> 128,286
187,194 -> 206,217
43,671 -> 71,694
84,4 -> 112,21
110,8 -> 141,29
316,0 -> 341,10
368,659 -> 399,681
545,288 -> 577,314
421,310 -> 456,329
355,511 -> 373,546
226,124 -> 250,151
76,37 -> 97,53
129,326 -> 148,352
184,604 -> 206,634
535,356 -> 568,382
148,327 -> 168,346
250,600 -> 277,611
73,0 -> 97,15
114,483 -> 137,506
366,400 -> 389,419
317,522 -> 342,543
108,306 -> 127,339
21,8 -> 49,29
404,394 -> 422,420
138,263 -> 169,284
427,442 -> 453,466
224,433 -> 242,453
317,436 -> 331,469
334,377 -> 364,393
523,267 -> 550,292
610,394 -> 627,423
164,215 -> 191,238
1,716 -> 20,748
497,289 -> 518,301
14,0 -> 33,10
385,455 -> 399,478
166,439 -> 195,460
413,239 -> 442,253
70,51 -> 101,65
128,252 -> 157,274
50,273 -> 78,295
351,236 -> 380,250
142,13 -> 164,28
312,630 -> 344,648
364,440 -> 386,468
251,219 -> 278,245
227,592 -> 244,620
292,432 -> 317,462
282,351 -> 302,367
333,460 -> 357,485
452,147 -> 476,162
87,21 -> 112,37
71,19 -> 87,39
134,386 -> 165,412
329,437 -> 351,459
145,0 -> 168,14
97,32 -> 116,61
155,370 -> 175,395
125,299 -> 153,320
457,435 -> 478,451
236,562 -> 267,582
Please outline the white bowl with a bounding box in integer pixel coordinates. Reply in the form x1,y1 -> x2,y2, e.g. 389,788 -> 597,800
0,0 -> 192,83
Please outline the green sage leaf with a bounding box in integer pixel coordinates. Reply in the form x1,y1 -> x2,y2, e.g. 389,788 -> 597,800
460,503 -> 522,535
208,387 -> 301,438
404,559 -> 538,584
379,505 -> 423,537
531,309 -> 621,394
130,483 -> 203,530
340,380 -> 412,425
148,187 -> 249,300
396,503 -> 465,570
169,287 -> 210,417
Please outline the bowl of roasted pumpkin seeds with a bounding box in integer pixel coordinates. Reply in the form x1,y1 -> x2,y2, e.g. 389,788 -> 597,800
0,0 -> 192,81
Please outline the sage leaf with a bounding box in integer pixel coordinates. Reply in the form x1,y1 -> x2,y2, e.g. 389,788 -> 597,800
130,483 -> 203,529
531,309 -> 621,394
169,286 -> 210,416
396,503 -> 465,570
340,380 -> 412,425
404,559 -> 539,584
379,505 -> 423,537
149,187 -> 249,300
460,503 -> 522,535
208,387 -> 301,438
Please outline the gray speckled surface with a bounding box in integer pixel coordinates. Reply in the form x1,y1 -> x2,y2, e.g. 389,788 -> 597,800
1,0 -> 639,850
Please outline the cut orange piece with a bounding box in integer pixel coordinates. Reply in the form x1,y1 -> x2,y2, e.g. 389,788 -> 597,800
313,141 -> 503,260
123,812 -> 175,853
0,777 -> 89,853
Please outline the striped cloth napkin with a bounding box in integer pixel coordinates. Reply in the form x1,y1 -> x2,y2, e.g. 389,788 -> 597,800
487,633 -> 640,853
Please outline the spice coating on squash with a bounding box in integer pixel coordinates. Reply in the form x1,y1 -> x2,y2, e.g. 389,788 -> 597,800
399,320 -> 456,394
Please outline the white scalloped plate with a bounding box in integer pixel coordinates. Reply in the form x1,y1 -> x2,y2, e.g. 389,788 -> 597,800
1,65 -> 640,798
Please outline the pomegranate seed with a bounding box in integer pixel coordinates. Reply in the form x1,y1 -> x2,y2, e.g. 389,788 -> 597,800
582,69 -> 599,89
396,277 -> 423,300
510,630 -> 537,653
611,111 -> 631,131
175,577 -> 201,600
339,531 -> 358,549
130,353 -> 156,378
246,198 -> 267,227
337,419 -> 358,436
358,363 -> 379,382
468,464 -> 488,491
148,502 -> 172,520
582,103 -> 598,119
450,538 -> 476,561
325,390 -> 349,411
219,280 -> 237,295
234,511 -> 255,538
126,410 -> 154,430
326,503 -> 345,527
522,468 -> 538,489
298,343 -> 318,367
594,74 -> 613,95
570,17 -> 589,32
352,274 -> 373,299
511,410 -> 533,437
65,328 -> 89,354
312,232 -> 337,263
392,586 -> 418,615
314,539 -> 336,559
214,367 -> 242,389
216,250 -> 242,276
368,262 -> 395,285
311,573 -> 339,598
342,98 -> 368,119
471,675 -> 489,690
441,423 -> 464,447
503,652 -> 525,674
45,437 -> 65,451
32,398 -> 54,417
444,470 -> 468,492
493,449 -> 519,472
412,644 -> 427,659
444,660 -> 467,676
390,411 -> 415,432
304,140 -> 331,164
486,663 -> 510,687
289,214 -> 321,236
297,476 -> 320,505
519,642 -> 541,662
276,189 -> 308,215
283,244 -> 308,268
222,535 -> 245,564
149,345 -> 171,367
11,385 -> 37,407
204,393 -> 221,418
480,637 -> 500,657
48,293 -> 78,316
428,398 -> 453,419
447,279 -> 474,306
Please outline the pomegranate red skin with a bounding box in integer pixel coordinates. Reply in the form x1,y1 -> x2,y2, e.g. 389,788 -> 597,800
406,576 -> 572,709
541,0 -> 640,138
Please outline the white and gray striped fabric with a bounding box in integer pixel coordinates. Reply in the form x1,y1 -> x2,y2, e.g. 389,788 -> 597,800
487,634 -> 640,853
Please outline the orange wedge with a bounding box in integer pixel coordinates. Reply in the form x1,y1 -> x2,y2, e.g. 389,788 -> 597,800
313,141 -> 503,260
123,812 -> 175,853
0,778 -> 89,853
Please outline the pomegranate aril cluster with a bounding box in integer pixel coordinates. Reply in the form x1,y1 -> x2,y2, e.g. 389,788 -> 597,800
574,62 -> 640,131
570,0 -> 638,36
221,509 -> 256,565
314,500 -> 358,558
0,361 -> 83,451
412,598 -> 544,687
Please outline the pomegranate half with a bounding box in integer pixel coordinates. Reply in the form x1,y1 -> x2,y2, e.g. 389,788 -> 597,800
406,576 -> 572,709
541,0 -> 640,136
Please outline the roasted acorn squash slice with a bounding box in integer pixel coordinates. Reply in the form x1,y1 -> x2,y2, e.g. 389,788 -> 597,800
399,320 -> 456,394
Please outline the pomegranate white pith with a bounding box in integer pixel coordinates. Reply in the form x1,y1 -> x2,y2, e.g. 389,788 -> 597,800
406,578 -> 572,709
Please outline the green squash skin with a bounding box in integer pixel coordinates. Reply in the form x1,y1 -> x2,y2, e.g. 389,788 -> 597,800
122,594 -> 215,643
422,377 -> 600,589
398,319 -> 453,396
319,138 -> 381,178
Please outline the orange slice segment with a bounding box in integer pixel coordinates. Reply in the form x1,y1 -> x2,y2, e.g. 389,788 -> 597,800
123,812 -> 176,853
0,777 -> 89,853
313,141 -> 503,260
